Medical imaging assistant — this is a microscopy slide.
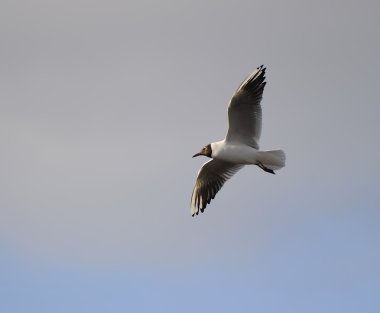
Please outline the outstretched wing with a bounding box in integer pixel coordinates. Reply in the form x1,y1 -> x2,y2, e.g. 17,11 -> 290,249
191,159 -> 244,216
225,65 -> 266,149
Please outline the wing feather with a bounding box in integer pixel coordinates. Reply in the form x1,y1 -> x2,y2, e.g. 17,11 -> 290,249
225,65 -> 267,149
191,159 -> 244,216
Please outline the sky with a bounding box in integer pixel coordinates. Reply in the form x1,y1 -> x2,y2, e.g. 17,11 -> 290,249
1,0 -> 379,312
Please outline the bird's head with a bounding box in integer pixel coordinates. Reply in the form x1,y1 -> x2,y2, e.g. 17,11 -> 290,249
193,144 -> 212,158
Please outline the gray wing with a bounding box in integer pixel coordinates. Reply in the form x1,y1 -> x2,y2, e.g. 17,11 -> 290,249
225,65 -> 266,149
191,159 -> 244,216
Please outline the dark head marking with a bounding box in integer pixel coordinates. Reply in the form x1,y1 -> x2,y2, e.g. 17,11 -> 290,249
192,144 -> 212,158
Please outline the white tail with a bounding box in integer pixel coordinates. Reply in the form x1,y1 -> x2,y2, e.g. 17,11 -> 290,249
257,150 -> 286,171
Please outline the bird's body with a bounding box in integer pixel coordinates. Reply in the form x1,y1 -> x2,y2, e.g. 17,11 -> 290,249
211,140 -> 260,165
191,65 -> 286,216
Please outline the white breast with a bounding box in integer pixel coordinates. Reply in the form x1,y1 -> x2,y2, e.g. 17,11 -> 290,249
211,140 -> 259,164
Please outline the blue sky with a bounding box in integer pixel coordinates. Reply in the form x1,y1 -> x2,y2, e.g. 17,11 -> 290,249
1,0 -> 379,312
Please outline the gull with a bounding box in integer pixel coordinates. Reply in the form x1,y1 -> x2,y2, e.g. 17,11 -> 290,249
191,65 -> 286,216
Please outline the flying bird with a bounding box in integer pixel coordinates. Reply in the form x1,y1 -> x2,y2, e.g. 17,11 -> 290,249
191,65 -> 285,216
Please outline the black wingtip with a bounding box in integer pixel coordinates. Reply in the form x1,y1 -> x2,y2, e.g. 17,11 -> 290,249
258,64 -> 266,70
192,211 -> 199,217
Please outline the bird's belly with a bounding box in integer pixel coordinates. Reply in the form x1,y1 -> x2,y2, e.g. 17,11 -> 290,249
215,145 -> 259,164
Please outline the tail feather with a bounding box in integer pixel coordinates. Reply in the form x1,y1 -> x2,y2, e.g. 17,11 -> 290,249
257,150 -> 286,171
